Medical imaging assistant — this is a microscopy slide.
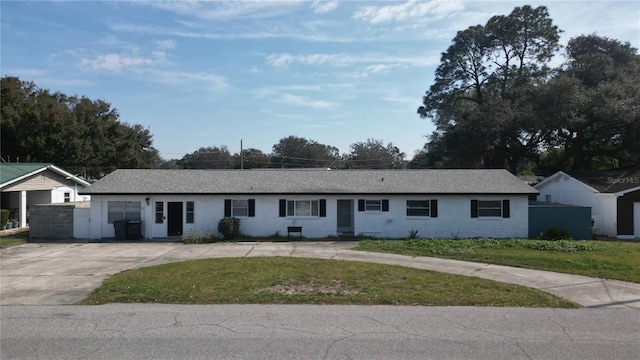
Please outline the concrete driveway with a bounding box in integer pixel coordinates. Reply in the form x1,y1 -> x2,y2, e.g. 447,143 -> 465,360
2,241 -> 639,307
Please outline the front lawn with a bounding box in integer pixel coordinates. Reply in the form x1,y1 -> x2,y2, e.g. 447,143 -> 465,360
78,257 -> 578,308
354,239 -> 640,283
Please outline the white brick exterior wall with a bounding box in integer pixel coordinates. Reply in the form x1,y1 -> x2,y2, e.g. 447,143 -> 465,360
89,194 -> 529,239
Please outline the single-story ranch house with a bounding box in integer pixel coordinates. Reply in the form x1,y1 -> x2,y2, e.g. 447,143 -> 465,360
80,169 -> 538,240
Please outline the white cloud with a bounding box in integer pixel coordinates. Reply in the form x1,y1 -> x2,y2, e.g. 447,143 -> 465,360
353,0 -> 464,24
150,70 -> 228,91
144,1 -> 303,21
81,54 -> 152,72
312,0 -> 338,14
279,94 -> 336,110
266,52 -> 439,68
155,39 -> 176,50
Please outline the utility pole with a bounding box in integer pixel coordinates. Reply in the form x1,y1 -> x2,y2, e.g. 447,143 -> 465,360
240,139 -> 243,170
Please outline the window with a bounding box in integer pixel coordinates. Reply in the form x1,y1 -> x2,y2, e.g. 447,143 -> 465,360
471,200 -> 510,218
186,201 -> 194,223
365,200 -> 381,211
279,199 -> 325,217
232,200 -> 248,217
225,199 -> 255,217
407,200 -> 430,216
64,192 -> 70,203
545,194 -> 552,203
478,200 -> 502,217
288,200 -> 319,216
107,201 -> 141,223
358,199 -> 389,212
155,202 -> 164,224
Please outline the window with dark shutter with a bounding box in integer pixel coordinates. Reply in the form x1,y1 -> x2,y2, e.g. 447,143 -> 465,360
430,200 -> 438,218
319,199 -> 326,217
502,200 -> 510,218
248,199 -> 255,217
358,199 -> 365,212
224,199 -> 232,217
279,199 -> 286,217
471,200 -> 478,218
381,199 -> 389,212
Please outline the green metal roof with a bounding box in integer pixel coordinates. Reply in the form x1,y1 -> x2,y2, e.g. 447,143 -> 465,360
0,163 -> 52,185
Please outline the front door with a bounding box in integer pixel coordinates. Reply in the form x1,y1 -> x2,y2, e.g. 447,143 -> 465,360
167,202 -> 183,236
337,200 -> 354,236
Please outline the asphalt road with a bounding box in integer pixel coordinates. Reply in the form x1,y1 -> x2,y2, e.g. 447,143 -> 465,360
2,304 -> 639,360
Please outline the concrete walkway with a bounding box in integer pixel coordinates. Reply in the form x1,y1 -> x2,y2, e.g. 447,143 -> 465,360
1,241 -> 639,308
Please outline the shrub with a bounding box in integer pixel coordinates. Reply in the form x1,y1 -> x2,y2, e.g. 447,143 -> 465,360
182,229 -> 217,244
0,209 -> 9,227
407,229 -> 419,239
218,217 -> 241,240
541,227 -> 572,241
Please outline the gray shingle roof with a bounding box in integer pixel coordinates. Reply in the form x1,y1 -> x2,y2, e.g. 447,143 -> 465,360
80,169 -> 537,195
566,170 -> 640,193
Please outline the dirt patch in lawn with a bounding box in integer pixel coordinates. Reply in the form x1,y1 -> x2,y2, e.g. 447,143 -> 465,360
261,280 -> 361,295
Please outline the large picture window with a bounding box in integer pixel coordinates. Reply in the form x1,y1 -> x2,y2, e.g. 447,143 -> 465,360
108,201 -> 141,223
287,200 -> 319,217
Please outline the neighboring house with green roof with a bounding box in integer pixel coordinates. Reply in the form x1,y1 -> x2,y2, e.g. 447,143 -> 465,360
80,169 -> 538,240
0,163 -> 91,228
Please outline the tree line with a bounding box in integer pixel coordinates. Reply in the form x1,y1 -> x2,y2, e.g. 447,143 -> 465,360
0,78 -> 407,176
160,136 -> 406,170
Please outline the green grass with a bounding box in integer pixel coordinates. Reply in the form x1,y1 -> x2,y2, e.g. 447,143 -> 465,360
354,239 -> 640,283
0,232 -> 28,248
78,257 -> 578,308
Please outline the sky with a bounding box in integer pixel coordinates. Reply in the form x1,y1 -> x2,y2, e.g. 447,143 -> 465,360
2,1 -> 639,161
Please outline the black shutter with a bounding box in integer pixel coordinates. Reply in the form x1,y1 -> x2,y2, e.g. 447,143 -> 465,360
502,199 -> 510,218
382,199 -> 389,212
430,200 -> 438,218
224,199 -> 232,217
358,199 -> 365,212
471,200 -> 478,218
248,199 -> 255,217
319,199 -> 326,217
279,199 -> 286,217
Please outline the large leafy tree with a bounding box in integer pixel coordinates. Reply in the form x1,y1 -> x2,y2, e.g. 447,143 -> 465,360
533,35 -> 640,172
343,138 -> 405,169
271,135 -> 339,168
417,5 -> 561,172
1,77 -> 160,178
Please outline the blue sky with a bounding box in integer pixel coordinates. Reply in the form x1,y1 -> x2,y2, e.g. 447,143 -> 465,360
2,1 -> 639,160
